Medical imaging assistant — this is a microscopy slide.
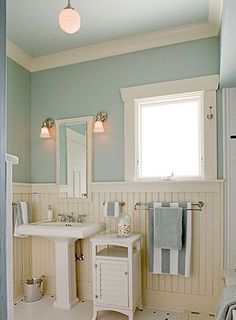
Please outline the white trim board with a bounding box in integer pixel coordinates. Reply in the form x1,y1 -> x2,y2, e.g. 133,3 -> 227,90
7,21 -> 219,73
120,75 -> 219,102
12,183 -> 32,194
13,180 -> 223,194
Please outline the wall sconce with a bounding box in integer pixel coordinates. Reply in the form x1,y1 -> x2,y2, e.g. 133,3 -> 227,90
93,111 -> 108,133
40,118 -> 55,138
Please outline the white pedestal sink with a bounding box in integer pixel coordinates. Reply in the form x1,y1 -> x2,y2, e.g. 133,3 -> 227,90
18,221 -> 105,309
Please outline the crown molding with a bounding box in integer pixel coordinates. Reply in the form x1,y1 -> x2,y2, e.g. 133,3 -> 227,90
6,40 -> 32,71
209,0 -> 223,32
7,22 -> 218,73
6,0 -> 222,72
7,18 -> 221,74
30,22 -> 218,72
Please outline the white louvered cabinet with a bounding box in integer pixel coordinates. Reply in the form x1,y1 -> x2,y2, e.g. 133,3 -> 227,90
91,234 -> 142,320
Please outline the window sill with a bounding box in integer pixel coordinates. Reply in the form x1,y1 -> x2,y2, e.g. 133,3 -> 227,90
134,178 -> 223,183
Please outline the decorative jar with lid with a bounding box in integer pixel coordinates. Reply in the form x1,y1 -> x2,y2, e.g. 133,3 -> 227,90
117,211 -> 131,237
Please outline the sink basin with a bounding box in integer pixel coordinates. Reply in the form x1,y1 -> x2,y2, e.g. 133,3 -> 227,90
17,220 -> 106,310
18,221 -> 105,240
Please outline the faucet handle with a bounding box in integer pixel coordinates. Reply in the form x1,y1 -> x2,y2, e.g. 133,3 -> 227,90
77,214 -> 86,223
58,213 -> 65,222
68,212 -> 74,222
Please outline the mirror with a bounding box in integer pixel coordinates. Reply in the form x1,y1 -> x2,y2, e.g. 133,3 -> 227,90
56,116 -> 93,200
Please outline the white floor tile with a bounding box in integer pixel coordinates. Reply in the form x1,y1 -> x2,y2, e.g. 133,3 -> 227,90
14,294 -> 184,320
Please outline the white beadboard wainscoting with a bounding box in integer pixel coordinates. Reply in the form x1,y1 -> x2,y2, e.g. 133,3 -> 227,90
12,181 -> 224,313
12,189 -> 32,300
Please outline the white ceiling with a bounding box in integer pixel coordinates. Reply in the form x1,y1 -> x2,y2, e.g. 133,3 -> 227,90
7,0 -> 210,58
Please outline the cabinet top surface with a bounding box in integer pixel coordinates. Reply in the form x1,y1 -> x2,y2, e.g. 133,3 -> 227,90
90,233 -> 142,245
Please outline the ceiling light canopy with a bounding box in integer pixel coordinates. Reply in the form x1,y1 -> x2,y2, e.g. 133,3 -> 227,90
59,0 -> 81,34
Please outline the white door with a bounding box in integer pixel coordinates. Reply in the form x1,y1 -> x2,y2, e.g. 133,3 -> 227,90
95,259 -> 129,307
66,128 -> 86,198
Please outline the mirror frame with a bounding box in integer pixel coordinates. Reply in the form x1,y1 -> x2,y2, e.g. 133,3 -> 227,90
55,116 -> 93,202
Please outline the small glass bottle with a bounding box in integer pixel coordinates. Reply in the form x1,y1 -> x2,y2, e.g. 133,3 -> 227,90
117,211 -> 131,238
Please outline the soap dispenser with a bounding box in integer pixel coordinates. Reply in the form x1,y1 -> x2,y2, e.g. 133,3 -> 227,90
47,205 -> 53,221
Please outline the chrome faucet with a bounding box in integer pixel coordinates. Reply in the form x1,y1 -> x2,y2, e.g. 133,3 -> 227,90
58,213 -> 74,222
76,214 -> 86,223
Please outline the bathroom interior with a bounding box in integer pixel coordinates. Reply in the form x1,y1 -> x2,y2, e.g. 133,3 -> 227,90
2,0 -> 236,319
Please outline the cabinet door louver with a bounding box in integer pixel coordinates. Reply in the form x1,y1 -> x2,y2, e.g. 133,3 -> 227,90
95,259 -> 129,307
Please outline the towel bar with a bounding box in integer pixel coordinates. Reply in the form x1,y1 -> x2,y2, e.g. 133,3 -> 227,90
134,201 -> 204,211
103,201 -> 126,207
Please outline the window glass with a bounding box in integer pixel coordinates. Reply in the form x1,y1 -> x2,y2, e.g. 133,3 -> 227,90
138,95 -> 201,179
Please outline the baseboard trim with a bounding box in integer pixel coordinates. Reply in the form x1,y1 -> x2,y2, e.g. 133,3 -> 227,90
13,282 -> 23,301
42,280 -> 220,313
143,290 -> 218,314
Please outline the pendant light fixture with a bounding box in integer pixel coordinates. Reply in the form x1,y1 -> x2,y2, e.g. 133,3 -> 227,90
59,0 -> 81,34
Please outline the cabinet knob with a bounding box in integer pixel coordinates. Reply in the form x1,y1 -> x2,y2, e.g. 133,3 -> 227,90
95,264 -> 98,268
95,295 -> 98,298
125,272 -> 128,275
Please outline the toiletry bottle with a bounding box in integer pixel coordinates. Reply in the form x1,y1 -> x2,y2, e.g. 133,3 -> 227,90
47,205 -> 53,221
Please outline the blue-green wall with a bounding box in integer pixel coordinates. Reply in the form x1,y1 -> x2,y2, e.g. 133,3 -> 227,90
220,0 -> 236,88
31,37 -> 220,182
7,58 -> 31,182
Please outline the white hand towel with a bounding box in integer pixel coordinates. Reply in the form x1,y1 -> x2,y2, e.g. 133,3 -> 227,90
20,201 -> 29,224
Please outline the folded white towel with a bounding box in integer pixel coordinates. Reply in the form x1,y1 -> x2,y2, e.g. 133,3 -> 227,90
20,201 -> 29,224
103,202 -> 120,218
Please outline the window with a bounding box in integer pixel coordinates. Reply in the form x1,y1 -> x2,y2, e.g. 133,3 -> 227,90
137,93 -> 202,179
121,75 -> 219,181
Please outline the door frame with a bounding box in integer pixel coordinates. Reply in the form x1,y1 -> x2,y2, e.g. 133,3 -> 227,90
0,0 -> 7,318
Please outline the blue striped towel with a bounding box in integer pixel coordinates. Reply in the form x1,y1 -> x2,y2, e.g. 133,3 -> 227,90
215,285 -> 236,320
103,202 -> 120,218
148,202 -> 192,277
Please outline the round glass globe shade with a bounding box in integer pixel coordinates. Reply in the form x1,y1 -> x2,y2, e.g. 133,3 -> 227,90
59,8 -> 81,34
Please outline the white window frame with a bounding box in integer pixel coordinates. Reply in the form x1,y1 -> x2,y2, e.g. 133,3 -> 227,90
120,75 -> 219,181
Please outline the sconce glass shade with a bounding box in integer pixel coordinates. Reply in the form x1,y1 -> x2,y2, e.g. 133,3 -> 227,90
40,118 -> 54,138
59,6 -> 81,34
93,120 -> 104,133
40,125 -> 50,138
